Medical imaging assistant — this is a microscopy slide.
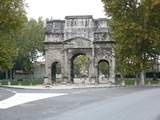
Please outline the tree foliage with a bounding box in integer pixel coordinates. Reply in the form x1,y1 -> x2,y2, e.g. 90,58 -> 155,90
14,18 -> 45,72
0,0 -> 26,33
0,34 -> 17,70
74,55 -> 90,77
98,61 -> 109,76
0,0 -> 45,73
102,0 -> 160,84
0,0 -> 26,71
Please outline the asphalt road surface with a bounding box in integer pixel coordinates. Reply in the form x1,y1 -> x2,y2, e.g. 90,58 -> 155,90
0,88 -> 15,101
0,87 -> 160,120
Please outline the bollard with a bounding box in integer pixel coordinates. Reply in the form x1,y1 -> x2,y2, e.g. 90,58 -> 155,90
8,81 -> 11,86
148,80 -> 151,86
18,82 -> 21,86
121,80 -> 125,86
134,80 -> 137,86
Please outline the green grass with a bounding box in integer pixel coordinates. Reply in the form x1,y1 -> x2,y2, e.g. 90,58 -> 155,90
124,80 -> 136,85
0,80 -> 8,85
152,80 -> 159,84
116,79 -> 160,86
115,79 -> 136,85
0,79 -> 43,86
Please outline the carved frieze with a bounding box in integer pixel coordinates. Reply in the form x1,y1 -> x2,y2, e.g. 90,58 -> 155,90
64,37 -> 92,48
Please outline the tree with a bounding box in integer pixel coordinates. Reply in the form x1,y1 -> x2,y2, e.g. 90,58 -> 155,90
74,55 -> 90,77
98,61 -> 109,77
0,0 -> 26,71
14,18 -> 45,72
102,0 -> 160,85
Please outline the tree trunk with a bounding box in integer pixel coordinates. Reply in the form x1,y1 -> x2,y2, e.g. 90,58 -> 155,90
140,70 -> 145,86
5,71 -> 8,80
120,74 -> 125,86
135,74 -> 139,86
10,70 -> 13,80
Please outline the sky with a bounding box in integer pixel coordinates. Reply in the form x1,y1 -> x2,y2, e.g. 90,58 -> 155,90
25,0 -> 106,20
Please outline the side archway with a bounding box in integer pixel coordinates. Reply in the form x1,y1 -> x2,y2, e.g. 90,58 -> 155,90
51,62 -> 61,83
98,60 -> 110,82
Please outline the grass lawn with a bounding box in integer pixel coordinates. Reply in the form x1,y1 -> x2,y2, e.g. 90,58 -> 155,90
0,79 -> 43,86
116,79 -> 160,86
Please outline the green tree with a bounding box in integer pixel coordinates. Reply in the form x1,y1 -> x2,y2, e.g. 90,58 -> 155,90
14,18 -> 45,72
0,0 -> 26,71
74,55 -> 90,77
98,61 -> 109,76
102,0 -> 160,85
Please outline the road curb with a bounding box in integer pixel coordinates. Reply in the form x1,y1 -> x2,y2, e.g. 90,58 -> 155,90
1,84 -> 160,90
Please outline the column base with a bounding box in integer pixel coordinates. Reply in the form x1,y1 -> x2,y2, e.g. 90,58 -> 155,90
43,77 -> 52,85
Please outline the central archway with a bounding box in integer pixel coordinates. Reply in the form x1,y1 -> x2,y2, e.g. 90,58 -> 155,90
71,54 -> 90,83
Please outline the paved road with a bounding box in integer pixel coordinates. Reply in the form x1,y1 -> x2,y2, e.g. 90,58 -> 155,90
0,88 -> 15,101
0,87 -> 159,120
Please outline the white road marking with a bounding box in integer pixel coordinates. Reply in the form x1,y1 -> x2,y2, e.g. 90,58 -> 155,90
0,93 -> 66,109
0,88 -> 17,94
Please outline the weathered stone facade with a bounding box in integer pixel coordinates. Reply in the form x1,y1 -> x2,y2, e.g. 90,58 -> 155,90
44,15 -> 115,84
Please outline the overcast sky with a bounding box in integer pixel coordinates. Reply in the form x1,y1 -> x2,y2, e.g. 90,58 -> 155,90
25,0 -> 106,20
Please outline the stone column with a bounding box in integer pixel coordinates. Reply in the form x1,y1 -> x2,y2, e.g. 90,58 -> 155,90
109,50 -> 115,83
62,49 -> 69,83
89,45 -> 97,83
67,58 -> 72,83
44,50 -> 52,85
88,57 -> 94,83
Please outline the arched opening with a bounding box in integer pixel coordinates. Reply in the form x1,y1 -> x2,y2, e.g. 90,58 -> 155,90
51,62 -> 61,83
71,54 -> 90,83
98,60 -> 109,81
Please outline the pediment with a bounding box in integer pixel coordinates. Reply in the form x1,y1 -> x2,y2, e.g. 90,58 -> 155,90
64,37 -> 92,48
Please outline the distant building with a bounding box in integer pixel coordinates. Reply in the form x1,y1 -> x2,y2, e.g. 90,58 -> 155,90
0,61 -> 45,80
14,61 -> 45,80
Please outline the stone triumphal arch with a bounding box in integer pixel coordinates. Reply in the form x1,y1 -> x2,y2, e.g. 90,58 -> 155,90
44,15 -> 115,84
